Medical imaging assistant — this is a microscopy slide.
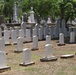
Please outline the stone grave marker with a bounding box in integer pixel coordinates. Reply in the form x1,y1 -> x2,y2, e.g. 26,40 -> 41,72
19,29 -> 24,39
58,33 -> 65,46
0,38 -> 5,52
20,48 -> 35,66
38,28 -> 43,40
14,37 -> 23,53
70,32 -> 75,43
15,27 -> 19,38
11,30 -> 17,45
31,35 -> 38,50
26,29 -> 32,43
29,7 -> 35,23
0,51 -> 10,70
46,35 -> 51,44
40,44 -> 57,62
49,26 -> 54,39
21,18 -> 26,36
0,27 -> 2,38
4,30 -> 10,45
33,28 -> 37,36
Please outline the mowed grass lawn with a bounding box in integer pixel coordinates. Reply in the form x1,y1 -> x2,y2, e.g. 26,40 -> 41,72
0,39 -> 76,75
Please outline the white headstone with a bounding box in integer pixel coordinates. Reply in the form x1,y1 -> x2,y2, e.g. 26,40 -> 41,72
26,29 -> 31,42
15,37 -> 23,52
0,51 -> 6,67
0,27 -> 2,38
45,44 -> 53,58
59,33 -> 64,45
10,27 -> 14,38
4,30 -> 10,44
0,38 -> 5,51
46,35 -> 51,44
70,32 -> 75,43
21,21 -> 26,36
19,48 -> 35,66
38,28 -> 43,40
0,51 -> 10,69
34,23 -> 39,36
15,27 -> 19,38
11,30 -> 17,44
19,29 -> 24,39
23,48 -> 31,63
44,26 -> 49,39
32,35 -> 38,50
33,28 -> 36,36
49,26 -> 54,39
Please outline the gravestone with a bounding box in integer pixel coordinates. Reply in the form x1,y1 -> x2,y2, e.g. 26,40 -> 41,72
54,20 -> 59,38
49,26 -> 54,39
33,28 -> 37,36
15,27 -> 19,38
0,51 -> 10,70
70,32 -> 75,43
47,17 -> 51,24
26,29 -> 31,42
4,30 -> 10,45
40,44 -> 57,61
44,26 -> 49,39
13,2 -> 18,22
38,28 -> 43,40
21,16 -> 26,36
20,48 -> 35,66
29,7 -> 35,23
0,27 -> 2,38
14,37 -> 23,53
34,23 -> 39,36
11,30 -> 17,45
58,33 -> 65,46
19,29 -> 24,39
10,27 -> 14,38
0,38 -> 5,51
46,35 -> 51,44
31,35 -> 38,50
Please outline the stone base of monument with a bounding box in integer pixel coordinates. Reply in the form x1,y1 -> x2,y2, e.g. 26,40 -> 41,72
0,66 -> 11,73
58,44 -> 65,46
25,41 -> 32,43
11,42 -> 17,45
5,42 -> 11,46
31,48 -> 39,51
19,62 -> 35,66
40,56 -> 58,62
60,54 -> 75,59
14,49 -> 22,53
69,42 -> 76,44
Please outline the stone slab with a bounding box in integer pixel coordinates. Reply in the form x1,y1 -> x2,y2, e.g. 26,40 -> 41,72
60,54 -> 75,58
14,50 -> 22,53
31,48 -> 39,51
58,44 -> 65,46
40,56 -> 58,62
0,66 -> 10,73
19,62 -> 35,66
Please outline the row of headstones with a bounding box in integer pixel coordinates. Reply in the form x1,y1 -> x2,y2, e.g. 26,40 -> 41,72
0,26 -> 76,46
0,32 -> 75,70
